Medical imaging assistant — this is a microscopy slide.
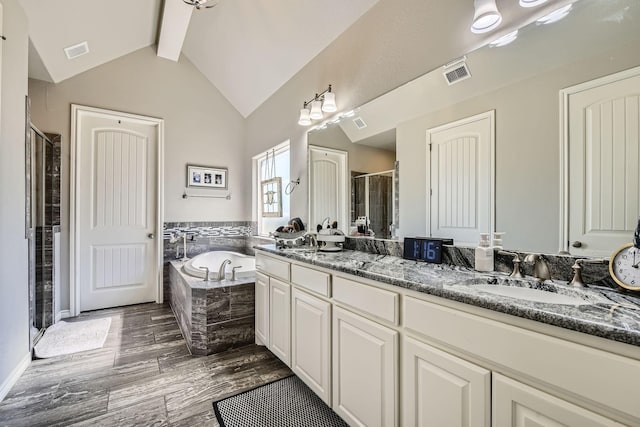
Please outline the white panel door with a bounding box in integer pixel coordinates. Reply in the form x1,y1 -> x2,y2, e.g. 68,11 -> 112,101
493,374 -> 622,427
77,111 -> 158,311
268,277 -> 291,366
309,145 -> 348,233
403,336 -> 490,427
427,111 -> 495,245
568,71 -> 640,256
292,288 -> 331,404
333,306 -> 398,427
255,272 -> 269,346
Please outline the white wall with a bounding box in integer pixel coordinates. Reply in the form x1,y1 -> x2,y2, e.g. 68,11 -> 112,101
0,0 -> 30,399
28,46 -> 246,313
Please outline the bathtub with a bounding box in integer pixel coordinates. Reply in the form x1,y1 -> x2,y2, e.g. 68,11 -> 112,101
182,251 -> 255,280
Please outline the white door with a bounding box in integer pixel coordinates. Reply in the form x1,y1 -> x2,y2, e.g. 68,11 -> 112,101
427,111 -> 495,245
403,336 -> 490,427
74,106 -> 161,311
255,272 -> 269,346
292,288 -> 331,404
268,277 -> 291,366
493,374 -> 622,427
566,70 -> 640,256
308,145 -> 348,233
333,306 -> 398,427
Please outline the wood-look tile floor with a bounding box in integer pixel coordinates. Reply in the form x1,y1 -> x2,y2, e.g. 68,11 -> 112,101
0,303 -> 291,426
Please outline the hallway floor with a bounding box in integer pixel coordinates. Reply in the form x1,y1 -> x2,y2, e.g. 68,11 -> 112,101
0,303 -> 291,426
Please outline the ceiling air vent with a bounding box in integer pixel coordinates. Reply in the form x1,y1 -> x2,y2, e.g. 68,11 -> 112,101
443,57 -> 471,86
353,117 -> 367,130
64,41 -> 90,60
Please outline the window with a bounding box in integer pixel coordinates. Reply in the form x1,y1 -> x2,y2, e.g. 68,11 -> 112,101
253,141 -> 290,236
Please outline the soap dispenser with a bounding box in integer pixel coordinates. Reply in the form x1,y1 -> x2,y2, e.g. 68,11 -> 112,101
475,233 -> 494,272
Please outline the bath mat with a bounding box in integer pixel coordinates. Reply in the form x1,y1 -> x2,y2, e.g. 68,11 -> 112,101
213,375 -> 348,427
33,317 -> 111,358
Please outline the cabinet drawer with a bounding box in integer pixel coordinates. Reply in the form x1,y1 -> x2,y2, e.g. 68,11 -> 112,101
256,253 -> 290,281
291,264 -> 330,297
333,276 -> 399,325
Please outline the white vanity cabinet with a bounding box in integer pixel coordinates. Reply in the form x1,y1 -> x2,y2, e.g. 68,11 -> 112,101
402,336 -> 490,427
333,305 -> 398,427
269,277 -> 291,365
291,287 -> 332,404
492,374 -> 623,427
254,272 -> 270,346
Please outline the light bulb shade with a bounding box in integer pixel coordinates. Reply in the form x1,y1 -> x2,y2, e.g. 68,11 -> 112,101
471,0 -> 502,34
310,100 -> 323,120
298,108 -> 311,126
322,92 -> 337,112
519,0 -> 548,7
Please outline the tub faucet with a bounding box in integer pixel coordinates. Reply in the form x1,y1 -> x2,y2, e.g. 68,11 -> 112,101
200,267 -> 210,281
218,259 -> 232,281
524,254 -> 551,282
231,266 -> 241,281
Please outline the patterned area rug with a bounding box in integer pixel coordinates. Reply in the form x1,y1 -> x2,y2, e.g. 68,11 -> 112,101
33,317 -> 111,358
213,375 -> 348,427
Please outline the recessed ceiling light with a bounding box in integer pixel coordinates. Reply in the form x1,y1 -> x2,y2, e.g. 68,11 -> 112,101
537,4 -> 573,25
489,30 -> 518,47
64,41 -> 89,60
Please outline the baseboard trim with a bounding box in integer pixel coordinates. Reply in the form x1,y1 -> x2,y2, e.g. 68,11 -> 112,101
56,310 -> 71,322
0,352 -> 31,402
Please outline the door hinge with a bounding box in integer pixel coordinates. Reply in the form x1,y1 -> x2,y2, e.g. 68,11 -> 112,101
429,143 -> 432,151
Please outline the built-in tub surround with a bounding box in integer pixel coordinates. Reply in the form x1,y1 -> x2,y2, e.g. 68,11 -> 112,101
256,245 -> 640,347
168,260 -> 255,355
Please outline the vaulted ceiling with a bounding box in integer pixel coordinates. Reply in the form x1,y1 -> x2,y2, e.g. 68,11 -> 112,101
19,0 -> 570,118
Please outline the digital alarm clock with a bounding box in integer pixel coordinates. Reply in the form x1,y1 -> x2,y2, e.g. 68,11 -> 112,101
403,237 -> 453,264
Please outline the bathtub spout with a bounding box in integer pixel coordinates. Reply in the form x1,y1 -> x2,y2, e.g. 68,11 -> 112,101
218,259 -> 232,281
200,267 -> 210,281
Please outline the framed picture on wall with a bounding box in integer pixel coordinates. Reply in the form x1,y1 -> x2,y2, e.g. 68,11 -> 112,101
186,165 -> 228,189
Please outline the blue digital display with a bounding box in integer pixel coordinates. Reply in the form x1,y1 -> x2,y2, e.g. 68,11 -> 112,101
403,238 -> 449,264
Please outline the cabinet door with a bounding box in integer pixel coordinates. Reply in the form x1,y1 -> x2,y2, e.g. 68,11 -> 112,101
403,336 -> 490,427
292,288 -> 331,404
493,374 -> 623,427
255,272 -> 269,346
269,277 -> 291,366
333,306 -> 398,427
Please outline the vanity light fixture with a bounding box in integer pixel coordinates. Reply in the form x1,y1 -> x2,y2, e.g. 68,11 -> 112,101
297,85 -> 337,126
519,0 -> 548,7
537,4 -> 573,24
489,30 -> 518,47
471,0 -> 502,34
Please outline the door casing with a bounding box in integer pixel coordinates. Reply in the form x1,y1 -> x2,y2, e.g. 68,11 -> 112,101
70,104 -> 164,316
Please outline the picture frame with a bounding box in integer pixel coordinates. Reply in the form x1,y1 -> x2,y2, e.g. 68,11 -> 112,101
186,165 -> 228,189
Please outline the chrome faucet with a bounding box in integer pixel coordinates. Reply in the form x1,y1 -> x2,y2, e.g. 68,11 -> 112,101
231,266 -> 241,281
569,258 -> 608,288
200,267 -> 210,281
523,254 -> 551,282
498,251 -> 523,278
305,232 -> 318,249
218,259 -> 232,281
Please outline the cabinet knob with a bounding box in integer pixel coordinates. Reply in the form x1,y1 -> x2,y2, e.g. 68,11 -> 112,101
572,241 -> 582,248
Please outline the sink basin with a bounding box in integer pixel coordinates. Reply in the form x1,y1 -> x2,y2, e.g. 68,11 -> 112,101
448,277 -> 609,306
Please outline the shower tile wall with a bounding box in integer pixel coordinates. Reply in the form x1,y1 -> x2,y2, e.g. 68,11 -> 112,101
34,134 -> 61,330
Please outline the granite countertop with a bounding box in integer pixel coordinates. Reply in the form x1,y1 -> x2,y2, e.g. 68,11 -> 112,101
255,245 -> 640,347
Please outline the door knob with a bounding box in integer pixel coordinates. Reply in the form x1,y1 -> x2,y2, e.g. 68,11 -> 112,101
148,233 -> 155,239
572,241 -> 582,248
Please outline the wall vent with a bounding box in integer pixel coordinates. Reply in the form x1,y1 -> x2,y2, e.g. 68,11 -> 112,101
443,57 -> 471,85
353,117 -> 367,130
64,41 -> 90,60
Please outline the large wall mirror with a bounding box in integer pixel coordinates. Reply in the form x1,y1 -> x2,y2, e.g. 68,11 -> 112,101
307,0 -> 640,255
